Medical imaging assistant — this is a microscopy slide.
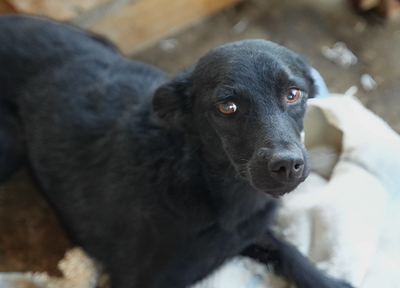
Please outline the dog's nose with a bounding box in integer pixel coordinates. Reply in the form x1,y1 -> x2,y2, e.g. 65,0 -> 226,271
268,150 -> 304,182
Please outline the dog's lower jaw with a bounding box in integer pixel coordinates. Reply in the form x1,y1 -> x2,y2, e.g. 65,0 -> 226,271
264,184 -> 302,198
245,167 -> 310,198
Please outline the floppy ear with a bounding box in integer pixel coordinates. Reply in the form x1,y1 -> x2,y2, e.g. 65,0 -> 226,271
310,68 -> 330,99
293,55 -> 329,99
152,70 -> 193,132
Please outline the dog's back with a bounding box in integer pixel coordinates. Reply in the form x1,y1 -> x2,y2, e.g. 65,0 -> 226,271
0,16 -> 111,96
0,15 -> 167,182
0,15 -> 167,102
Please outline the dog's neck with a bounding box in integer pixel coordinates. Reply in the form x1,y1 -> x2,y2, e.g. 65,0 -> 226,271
184,134 -> 272,230
144,110 -> 272,228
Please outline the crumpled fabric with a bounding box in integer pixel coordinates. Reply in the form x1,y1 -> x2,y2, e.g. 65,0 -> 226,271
194,95 -> 400,288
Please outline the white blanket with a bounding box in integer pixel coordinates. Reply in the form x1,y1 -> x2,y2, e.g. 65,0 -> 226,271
194,95 -> 400,288
1,95 -> 400,288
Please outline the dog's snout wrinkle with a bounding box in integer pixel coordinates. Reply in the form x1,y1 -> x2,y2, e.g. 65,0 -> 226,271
269,150 -> 304,182
256,147 -> 270,163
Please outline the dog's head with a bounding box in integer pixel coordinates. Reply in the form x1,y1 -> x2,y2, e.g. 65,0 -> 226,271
153,40 -> 321,197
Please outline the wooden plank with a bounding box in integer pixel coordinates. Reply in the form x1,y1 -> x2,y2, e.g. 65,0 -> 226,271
0,0 -> 16,13
5,0 -> 114,21
84,0 -> 242,54
358,0 -> 380,11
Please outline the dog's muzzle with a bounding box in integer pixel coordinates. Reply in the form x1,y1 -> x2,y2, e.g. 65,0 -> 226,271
246,145 -> 310,197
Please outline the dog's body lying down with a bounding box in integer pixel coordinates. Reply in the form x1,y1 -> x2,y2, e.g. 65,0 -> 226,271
0,15 -> 352,288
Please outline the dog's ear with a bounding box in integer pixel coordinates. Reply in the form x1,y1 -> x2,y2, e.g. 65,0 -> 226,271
310,68 -> 329,99
152,70 -> 193,132
293,55 -> 329,99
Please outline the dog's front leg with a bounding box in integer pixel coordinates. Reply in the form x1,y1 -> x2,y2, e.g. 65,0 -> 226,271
241,232 -> 354,288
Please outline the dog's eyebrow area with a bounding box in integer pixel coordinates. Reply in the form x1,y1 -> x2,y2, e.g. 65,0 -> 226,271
273,69 -> 309,92
215,86 -> 254,105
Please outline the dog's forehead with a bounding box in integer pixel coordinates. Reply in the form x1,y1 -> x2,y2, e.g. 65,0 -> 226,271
193,40 -> 304,84
203,40 -> 298,66
210,39 -> 281,54
192,40 -> 308,97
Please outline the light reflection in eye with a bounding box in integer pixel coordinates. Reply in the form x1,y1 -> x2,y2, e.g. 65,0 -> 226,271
286,89 -> 302,103
218,102 -> 237,114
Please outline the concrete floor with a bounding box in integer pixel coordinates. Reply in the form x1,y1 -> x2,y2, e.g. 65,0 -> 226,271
0,0 -> 399,276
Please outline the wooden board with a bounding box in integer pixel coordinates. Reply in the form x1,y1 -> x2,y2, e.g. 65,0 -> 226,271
4,0 -> 113,21
84,0 -> 242,54
0,0 -> 16,13
1,0 -> 242,54
355,0 -> 381,11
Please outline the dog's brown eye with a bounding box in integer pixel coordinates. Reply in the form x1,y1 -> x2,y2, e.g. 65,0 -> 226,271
218,102 -> 237,115
286,89 -> 302,103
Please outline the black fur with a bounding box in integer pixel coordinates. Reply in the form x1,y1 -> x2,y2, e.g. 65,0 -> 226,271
0,15 -> 352,288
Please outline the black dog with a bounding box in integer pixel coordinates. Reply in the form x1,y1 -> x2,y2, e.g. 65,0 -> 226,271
0,15 -> 352,288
